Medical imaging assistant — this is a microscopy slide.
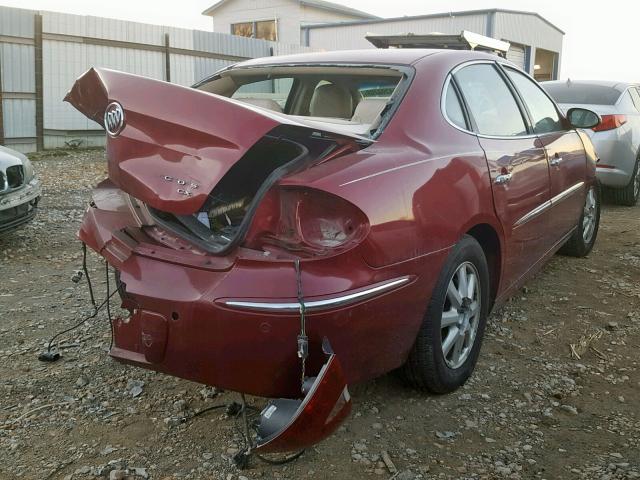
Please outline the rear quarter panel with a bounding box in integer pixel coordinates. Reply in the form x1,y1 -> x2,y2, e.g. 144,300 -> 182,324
281,52 -> 503,269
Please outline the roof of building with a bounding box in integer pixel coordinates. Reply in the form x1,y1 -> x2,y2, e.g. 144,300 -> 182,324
202,0 -> 378,19
300,8 -> 564,35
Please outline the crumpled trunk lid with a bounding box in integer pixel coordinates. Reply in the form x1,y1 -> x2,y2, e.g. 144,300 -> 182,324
65,68 -> 370,217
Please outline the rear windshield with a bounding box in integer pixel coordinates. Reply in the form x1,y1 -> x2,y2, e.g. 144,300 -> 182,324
543,83 -> 622,105
194,65 -> 409,138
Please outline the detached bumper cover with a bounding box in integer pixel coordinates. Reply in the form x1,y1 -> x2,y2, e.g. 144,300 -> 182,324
0,178 -> 41,234
255,339 -> 352,453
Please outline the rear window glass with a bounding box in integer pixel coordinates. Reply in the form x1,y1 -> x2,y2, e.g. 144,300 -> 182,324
543,83 -> 622,105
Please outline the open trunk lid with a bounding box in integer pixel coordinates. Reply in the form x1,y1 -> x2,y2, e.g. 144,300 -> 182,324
65,68 -> 371,216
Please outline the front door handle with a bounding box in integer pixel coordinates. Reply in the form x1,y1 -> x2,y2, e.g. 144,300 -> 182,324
550,156 -> 562,167
495,173 -> 512,185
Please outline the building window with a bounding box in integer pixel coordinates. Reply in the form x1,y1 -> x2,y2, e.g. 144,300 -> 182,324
231,20 -> 277,41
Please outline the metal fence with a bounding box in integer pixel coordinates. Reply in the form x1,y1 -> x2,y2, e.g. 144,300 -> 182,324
0,6 -> 315,153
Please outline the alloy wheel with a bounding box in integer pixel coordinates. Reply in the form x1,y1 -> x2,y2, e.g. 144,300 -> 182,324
582,187 -> 597,244
441,261 -> 481,369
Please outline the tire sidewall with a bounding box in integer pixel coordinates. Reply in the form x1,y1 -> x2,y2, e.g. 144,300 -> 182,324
577,182 -> 601,256
425,236 -> 490,391
630,157 -> 640,204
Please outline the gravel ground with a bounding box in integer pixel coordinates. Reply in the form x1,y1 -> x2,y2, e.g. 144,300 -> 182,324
1,149 -> 639,480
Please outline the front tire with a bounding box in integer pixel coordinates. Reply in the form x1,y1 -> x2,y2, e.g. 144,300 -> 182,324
611,157 -> 640,206
400,235 -> 490,393
559,183 -> 601,257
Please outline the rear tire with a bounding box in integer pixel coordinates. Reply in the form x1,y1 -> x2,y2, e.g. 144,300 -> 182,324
610,157 -> 640,206
400,235 -> 490,393
559,183 -> 601,257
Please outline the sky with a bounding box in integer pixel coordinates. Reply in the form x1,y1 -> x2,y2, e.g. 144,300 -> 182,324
1,0 -> 637,82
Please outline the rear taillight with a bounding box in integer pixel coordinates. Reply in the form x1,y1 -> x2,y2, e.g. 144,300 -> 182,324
593,114 -> 627,132
245,187 -> 369,257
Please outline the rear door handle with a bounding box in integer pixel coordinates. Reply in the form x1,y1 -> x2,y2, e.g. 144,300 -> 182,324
550,156 -> 562,167
495,173 -> 512,185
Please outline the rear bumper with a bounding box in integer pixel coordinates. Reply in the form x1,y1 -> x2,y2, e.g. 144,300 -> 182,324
589,129 -> 637,187
80,182 -> 444,398
0,178 -> 41,234
596,166 -> 634,188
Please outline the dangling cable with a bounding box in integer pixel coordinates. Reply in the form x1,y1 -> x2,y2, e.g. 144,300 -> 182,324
38,243 -> 116,361
105,260 -> 114,350
294,259 -> 308,392
82,242 -> 97,312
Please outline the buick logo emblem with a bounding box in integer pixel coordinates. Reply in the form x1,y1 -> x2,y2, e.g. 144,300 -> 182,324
104,102 -> 125,136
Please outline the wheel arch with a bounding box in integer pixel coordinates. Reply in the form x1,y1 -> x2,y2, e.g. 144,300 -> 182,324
465,223 -> 502,310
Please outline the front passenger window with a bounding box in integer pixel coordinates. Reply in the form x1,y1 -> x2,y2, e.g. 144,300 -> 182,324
454,64 -> 527,137
505,68 -> 563,134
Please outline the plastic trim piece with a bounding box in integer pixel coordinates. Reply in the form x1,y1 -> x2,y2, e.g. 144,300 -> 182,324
221,276 -> 411,312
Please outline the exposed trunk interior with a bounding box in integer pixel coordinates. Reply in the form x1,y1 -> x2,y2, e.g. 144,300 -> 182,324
149,125 -> 364,254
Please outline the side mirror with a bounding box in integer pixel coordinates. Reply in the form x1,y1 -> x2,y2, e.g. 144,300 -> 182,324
566,107 -> 601,129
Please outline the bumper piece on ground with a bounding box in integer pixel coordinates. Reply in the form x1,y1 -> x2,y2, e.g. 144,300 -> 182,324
255,338 -> 351,453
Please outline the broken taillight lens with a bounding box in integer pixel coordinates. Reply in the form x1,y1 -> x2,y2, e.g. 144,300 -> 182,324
245,187 -> 369,256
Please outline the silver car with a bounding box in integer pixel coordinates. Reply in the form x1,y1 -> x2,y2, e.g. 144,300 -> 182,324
542,80 -> 640,205
0,146 -> 42,235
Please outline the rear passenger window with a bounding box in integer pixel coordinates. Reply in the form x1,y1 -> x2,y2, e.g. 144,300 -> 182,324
505,67 -> 563,134
445,82 -> 467,129
455,64 -> 527,137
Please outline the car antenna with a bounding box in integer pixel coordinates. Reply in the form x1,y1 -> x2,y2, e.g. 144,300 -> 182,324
294,259 -> 308,393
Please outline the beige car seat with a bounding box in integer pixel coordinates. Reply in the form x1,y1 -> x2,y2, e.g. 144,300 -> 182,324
351,98 -> 388,124
309,84 -> 353,118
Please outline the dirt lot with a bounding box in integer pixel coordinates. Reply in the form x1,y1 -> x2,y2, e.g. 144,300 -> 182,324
1,149 -> 639,480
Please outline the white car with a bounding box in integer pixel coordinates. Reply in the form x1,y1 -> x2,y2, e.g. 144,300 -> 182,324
542,80 -> 640,205
0,145 -> 42,235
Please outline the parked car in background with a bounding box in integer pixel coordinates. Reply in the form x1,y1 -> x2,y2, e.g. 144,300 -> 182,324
543,80 -> 640,205
0,146 -> 41,235
65,49 -> 601,452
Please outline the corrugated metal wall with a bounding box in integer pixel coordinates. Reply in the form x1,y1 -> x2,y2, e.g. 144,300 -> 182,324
493,12 -> 563,54
306,13 -> 489,51
0,7 -> 37,153
0,6 -> 314,152
303,11 -> 563,78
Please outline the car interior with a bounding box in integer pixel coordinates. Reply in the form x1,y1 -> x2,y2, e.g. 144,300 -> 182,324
197,66 -> 406,137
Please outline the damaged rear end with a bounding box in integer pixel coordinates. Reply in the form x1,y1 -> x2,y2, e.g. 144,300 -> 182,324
66,68 -> 371,255
65,67 -> 379,451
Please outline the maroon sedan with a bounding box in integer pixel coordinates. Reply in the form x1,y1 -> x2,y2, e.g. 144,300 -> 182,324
66,49 -> 601,452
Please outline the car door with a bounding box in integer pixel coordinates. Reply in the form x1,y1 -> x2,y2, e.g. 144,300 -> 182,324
452,62 -> 551,291
503,66 -> 586,245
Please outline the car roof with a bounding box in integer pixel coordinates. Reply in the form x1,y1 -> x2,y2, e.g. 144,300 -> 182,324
234,48 -> 500,68
542,79 -> 639,91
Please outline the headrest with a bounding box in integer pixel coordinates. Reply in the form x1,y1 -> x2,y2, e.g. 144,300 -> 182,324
309,83 -> 353,118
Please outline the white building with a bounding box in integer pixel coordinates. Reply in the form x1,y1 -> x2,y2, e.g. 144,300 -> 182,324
301,8 -> 564,81
203,2 -> 564,81
202,0 -> 378,45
